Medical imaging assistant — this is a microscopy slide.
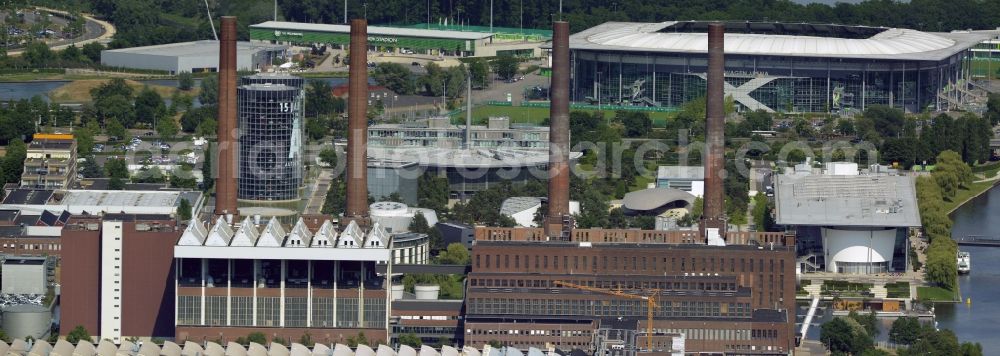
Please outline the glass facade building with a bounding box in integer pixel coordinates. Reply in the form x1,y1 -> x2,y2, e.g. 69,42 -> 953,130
237,74 -> 305,201
569,21 -> 990,114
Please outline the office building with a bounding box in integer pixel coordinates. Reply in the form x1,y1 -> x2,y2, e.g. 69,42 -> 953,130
1,257 -> 48,295
656,166 -> 705,197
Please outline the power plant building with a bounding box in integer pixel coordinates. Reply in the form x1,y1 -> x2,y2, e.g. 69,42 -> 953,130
567,21 -> 994,113
237,74 -> 306,202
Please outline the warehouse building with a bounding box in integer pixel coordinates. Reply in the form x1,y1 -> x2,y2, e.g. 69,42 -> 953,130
250,21 -> 545,57
567,21 -> 994,113
101,40 -> 286,74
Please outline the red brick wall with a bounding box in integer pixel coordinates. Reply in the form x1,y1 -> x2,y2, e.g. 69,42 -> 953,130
60,225 -> 101,336
122,221 -> 179,337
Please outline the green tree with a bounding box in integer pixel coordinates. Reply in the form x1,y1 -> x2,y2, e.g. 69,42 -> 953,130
321,180 -> 346,215
202,142 -> 214,191
848,310 -> 879,337
925,237 -> 958,290
932,150 -> 972,199
468,58 -> 490,88
81,42 -> 104,63
156,117 -> 179,140
109,176 -> 126,190
1,140 -> 26,184
305,80 -> 336,117
66,325 -> 93,344
199,74 -> 218,106
616,110 -> 652,138
247,332 -> 267,345
105,158 -> 129,179
196,118 -> 218,137
436,243 -> 470,265
61,44 -> 82,62
418,174 -> 449,213
492,55 -> 519,80
23,41 -> 53,67
80,156 -> 103,178
820,317 -> 873,355
889,316 -> 922,345
306,117 -> 328,141
271,336 -> 287,346
398,333 -> 422,347
298,331 -> 314,347
106,118 -> 127,140
319,147 -> 338,167
178,198 -> 192,220
135,86 -> 168,128
177,72 -> 194,91
346,332 -> 368,347
372,63 -> 415,95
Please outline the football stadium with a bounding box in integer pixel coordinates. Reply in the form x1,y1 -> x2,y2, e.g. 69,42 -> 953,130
567,21 -> 995,113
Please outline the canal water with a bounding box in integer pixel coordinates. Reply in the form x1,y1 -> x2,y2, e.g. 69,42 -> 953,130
938,183 -> 1000,350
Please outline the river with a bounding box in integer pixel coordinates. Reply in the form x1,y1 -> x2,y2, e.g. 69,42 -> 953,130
937,183 -> 1000,350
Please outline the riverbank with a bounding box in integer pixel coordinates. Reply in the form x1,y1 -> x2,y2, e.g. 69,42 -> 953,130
946,179 -> 1000,214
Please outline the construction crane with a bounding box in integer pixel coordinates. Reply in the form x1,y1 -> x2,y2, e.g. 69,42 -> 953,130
553,281 -> 659,351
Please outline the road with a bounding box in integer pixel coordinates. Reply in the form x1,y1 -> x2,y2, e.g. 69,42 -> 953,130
7,7 -> 116,56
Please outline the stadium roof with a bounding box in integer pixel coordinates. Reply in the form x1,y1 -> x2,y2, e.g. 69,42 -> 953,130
774,174 -> 920,227
568,21 -> 996,61
251,21 -> 491,40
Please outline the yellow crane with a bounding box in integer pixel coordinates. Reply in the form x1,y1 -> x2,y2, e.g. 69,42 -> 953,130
553,280 -> 659,351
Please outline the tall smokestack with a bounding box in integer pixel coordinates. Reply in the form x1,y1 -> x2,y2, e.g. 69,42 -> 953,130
215,16 -> 238,218
702,23 -> 727,241
545,21 -> 571,239
344,19 -> 369,223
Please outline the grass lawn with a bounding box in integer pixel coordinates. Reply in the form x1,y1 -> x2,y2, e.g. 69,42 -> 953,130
48,79 -> 200,103
917,286 -> 958,301
451,105 -> 676,126
944,180 -> 997,213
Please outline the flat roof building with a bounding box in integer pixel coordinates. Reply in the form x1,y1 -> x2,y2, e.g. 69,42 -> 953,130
101,40 -> 287,74
1,257 -> 47,295
775,171 -> 920,274
21,134 -> 77,190
250,21 -> 545,57
656,166 -> 705,197
0,189 -> 204,217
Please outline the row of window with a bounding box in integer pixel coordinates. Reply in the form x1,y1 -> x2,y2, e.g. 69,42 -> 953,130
466,328 -> 591,338
475,253 -> 786,275
467,298 -> 752,319
177,296 -> 386,328
1,243 -> 60,251
469,278 -> 738,292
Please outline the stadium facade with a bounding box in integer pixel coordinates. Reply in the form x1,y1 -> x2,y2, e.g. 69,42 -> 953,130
568,21 -> 994,113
